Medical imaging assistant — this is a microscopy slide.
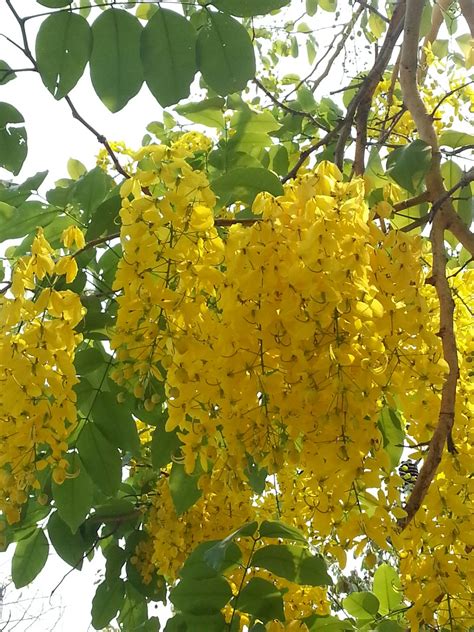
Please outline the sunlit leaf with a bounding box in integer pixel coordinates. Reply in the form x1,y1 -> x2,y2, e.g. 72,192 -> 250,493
141,9 -> 197,107
197,12 -> 256,96
90,9 -> 143,112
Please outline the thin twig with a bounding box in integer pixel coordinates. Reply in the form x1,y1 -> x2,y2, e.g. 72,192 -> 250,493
254,78 -> 329,132
334,0 -> 406,169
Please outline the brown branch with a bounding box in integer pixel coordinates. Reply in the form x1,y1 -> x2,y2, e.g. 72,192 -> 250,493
393,190 -> 430,212
72,231 -> 121,258
398,0 -> 462,531
430,80 -> 474,120
334,0 -> 406,170
459,0 -> 474,37
282,126 -> 342,183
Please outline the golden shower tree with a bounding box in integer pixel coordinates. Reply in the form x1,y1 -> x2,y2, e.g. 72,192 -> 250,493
0,0 -> 473,630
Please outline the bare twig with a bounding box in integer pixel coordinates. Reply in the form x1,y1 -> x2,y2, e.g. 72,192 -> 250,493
254,78 -> 329,132
353,0 -> 390,23
282,126 -> 342,183
334,0 -> 406,170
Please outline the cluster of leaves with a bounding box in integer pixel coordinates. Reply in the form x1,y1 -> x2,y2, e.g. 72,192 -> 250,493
0,1 -> 473,631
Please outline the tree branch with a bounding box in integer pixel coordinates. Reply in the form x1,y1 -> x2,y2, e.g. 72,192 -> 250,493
459,0 -> 474,37
334,0 -> 406,170
398,0 -> 462,531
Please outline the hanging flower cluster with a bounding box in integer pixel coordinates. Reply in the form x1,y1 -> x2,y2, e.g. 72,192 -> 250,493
0,227 -> 85,523
109,136 -> 472,628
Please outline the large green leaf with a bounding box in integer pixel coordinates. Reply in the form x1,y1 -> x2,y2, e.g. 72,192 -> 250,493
181,540 -> 242,580
343,591 -> 380,619
0,171 -> 47,206
197,12 -> 256,96
211,167 -> 283,206
118,582 -> 149,630
372,564 -> 403,616
47,512 -> 87,568
92,391 -> 141,457
175,97 -> 226,128
36,12 -> 91,99
234,577 -> 285,623
86,194 -> 121,240
252,544 -> 332,586
210,0 -> 290,16
377,407 -> 404,470
203,521 -> 258,570
0,102 -> 27,175
151,419 -> 181,469
12,529 -> 49,588
169,463 -> 202,515
52,452 -> 94,533
90,9 -> 143,112
73,167 -> 110,216
0,201 -> 57,241
37,0 -> 72,6
77,423 -> 122,496
91,578 -> 125,630
386,140 -> 431,194
141,9 -> 197,107
259,520 -> 307,542
170,576 -> 232,615
438,129 -> 474,148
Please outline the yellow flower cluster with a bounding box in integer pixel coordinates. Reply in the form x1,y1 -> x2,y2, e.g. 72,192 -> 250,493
110,137 -> 472,627
0,229 -> 84,523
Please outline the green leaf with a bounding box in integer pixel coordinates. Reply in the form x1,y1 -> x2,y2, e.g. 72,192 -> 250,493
118,582 -> 149,630
151,420 -> 181,468
377,407 -> 404,470
0,171 -> 47,206
52,452 -> 93,533
181,540 -> 242,580
244,454 -> 267,494
86,194 -> 121,240
197,12 -> 256,96
75,347 -> 105,375
376,622 -> 405,632
141,9 -> 197,107
252,544 -> 332,586
74,167 -> 110,215
90,9 -> 143,112
0,102 -> 27,175
0,60 -> 15,85
170,576 -> 232,615
343,591 -> 380,619
48,512 -> 87,568
37,0 -> 72,7
211,167 -> 283,206
77,423 -> 122,496
36,12 -> 91,99
259,520 -> 307,543
92,391 -> 141,456
204,522 -> 258,570
386,140 -> 431,194
306,0 -> 319,16
91,578 -> 125,630
304,614 -> 354,630
169,463 -> 202,515
210,0 -> 290,17
67,158 -> 87,180
0,201 -> 57,241
12,529 -> 49,588
175,97 -> 225,128
372,564 -> 403,616
235,577 -> 285,623
319,0 -> 337,11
